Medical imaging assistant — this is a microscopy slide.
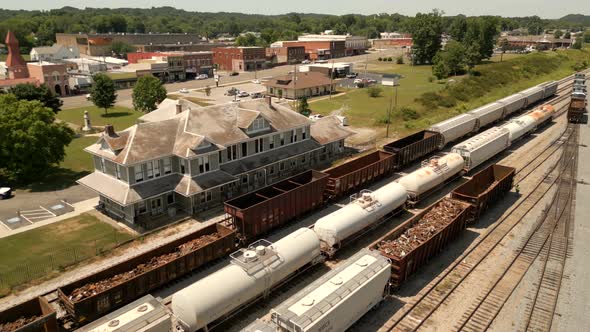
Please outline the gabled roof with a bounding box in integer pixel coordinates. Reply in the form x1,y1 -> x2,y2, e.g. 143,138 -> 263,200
310,116 -> 355,144
263,72 -> 332,90
85,99 -> 314,165
31,44 -> 63,55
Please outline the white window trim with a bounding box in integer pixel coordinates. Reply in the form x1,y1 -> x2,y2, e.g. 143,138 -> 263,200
134,165 -> 144,182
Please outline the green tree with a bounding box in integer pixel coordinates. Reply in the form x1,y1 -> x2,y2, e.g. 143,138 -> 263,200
571,38 -> 583,49
408,10 -> 443,64
449,15 -> 468,42
132,75 -> 167,113
564,31 -> 571,39
432,52 -> 450,79
277,89 -> 283,100
432,41 -> 466,79
110,41 -> 136,58
583,30 -> 590,43
298,96 -> 311,116
36,20 -> 57,46
91,73 -> 117,115
235,33 -> 258,46
0,94 -> 74,182
554,30 -> 563,39
9,84 -> 63,113
367,86 -> 383,98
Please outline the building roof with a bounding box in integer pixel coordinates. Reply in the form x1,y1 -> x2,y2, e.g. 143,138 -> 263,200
0,77 -> 39,87
263,72 -> 332,90
139,98 -> 202,123
31,44 -> 64,55
85,99 -> 313,165
310,116 -> 355,144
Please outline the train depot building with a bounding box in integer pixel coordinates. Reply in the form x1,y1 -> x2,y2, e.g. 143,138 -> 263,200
78,98 -> 352,228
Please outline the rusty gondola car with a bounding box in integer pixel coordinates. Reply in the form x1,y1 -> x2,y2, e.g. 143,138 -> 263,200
0,297 -> 57,332
382,130 -> 441,170
57,223 -> 235,325
370,198 -> 470,289
451,164 -> 515,222
224,170 -> 329,243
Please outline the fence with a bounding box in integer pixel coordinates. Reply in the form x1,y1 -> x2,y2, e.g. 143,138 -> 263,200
0,231 -> 126,292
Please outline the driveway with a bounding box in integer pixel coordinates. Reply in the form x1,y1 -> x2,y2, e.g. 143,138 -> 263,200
60,49 -> 403,110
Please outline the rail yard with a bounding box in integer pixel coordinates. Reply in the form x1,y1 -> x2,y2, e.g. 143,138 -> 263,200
0,70 -> 588,332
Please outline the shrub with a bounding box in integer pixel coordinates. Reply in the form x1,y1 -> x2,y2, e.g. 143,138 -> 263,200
387,57 -> 393,61
367,86 -> 383,98
439,95 -> 457,108
378,57 -> 383,61
428,76 -> 435,82
416,91 -> 439,108
396,56 -> 404,64
401,107 -> 419,121
376,116 -> 391,124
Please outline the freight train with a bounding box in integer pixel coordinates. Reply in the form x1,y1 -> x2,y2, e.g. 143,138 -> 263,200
171,101 -> 558,332
568,72 -> 587,123
0,80 -> 566,331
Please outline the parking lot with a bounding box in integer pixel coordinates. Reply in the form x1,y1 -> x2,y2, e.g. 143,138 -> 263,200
174,81 -> 267,105
0,200 -> 75,231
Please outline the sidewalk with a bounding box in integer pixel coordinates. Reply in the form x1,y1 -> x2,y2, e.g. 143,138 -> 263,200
0,197 -> 99,239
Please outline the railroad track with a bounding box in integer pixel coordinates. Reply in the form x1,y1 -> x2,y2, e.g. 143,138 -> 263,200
382,124 -> 578,332
453,125 -> 578,331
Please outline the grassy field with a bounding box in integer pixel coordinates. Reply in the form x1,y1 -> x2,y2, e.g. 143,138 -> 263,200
312,49 -> 589,136
57,105 -> 141,129
18,136 -> 97,192
0,213 -> 133,293
0,54 -> 30,61
311,62 -> 446,132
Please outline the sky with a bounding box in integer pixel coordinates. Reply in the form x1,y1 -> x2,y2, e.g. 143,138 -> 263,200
1,0 -> 588,19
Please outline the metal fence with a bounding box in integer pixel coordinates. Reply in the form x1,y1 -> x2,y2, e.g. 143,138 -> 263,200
0,231 -> 126,292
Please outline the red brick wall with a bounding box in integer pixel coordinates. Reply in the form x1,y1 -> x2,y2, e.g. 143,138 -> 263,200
213,47 -> 265,71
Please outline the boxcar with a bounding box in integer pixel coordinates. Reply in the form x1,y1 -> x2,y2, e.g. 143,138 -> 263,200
58,223 -> 235,325
428,113 -> 478,148
382,130 -> 441,170
370,198 -> 470,289
451,127 -> 511,172
224,170 -> 329,243
498,93 -> 527,116
0,297 -> 57,332
451,164 -> 515,222
323,151 -> 394,199
567,97 -> 587,123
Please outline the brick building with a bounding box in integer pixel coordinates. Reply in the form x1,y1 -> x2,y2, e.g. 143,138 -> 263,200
127,51 -> 214,78
281,40 -> 345,61
265,46 -> 305,65
212,47 -> 266,72
27,62 -> 70,96
297,34 -> 368,56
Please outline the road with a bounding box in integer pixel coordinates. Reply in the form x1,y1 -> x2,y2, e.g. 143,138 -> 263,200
60,49 -> 402,109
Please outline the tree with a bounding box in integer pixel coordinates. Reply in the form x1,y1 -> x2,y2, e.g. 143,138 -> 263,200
554,30 -> 563,39
571,38 -> 583,50
0,94 -> 74,182
235,33 -> 258,46
132,75 -> 167,113
9,84 -> 62,113
110,41 -> 136,59
449,15 -> 468,42
298,96 -> 311,116
367,86 -> 383,98
584,30 -> 590,43
432,41 -> 466,79
91,73 -> 117,115
408,10 -> 443,64
564,31 -> 571,39
277,89 -> 283,100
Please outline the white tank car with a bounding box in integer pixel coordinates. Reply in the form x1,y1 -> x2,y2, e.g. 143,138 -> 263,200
451,127 -> 510,172
314,182 -> 407,255
502,116 -> 536,143
428,114 -> 477,148
528,104 -> 555,126
397,153 -> 464,202
171,228 -> 322,332
498,93 -> 527,116
467,102 -> 505,130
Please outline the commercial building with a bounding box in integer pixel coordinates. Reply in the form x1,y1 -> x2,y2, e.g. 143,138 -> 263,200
502,35 -> 573,49
30,44 -> 79,61
63,58 -> 107,75
212,46 -> 266,72
55,33 -> 223,56
281,40 -> 346,61
127,51 -> 214,78
78,98 -> 352,226
297,34 -> 369,56
265,46 -> 306,65
372,36 -> 413,49
263,72 -> 335,99
27,61 -> 70,96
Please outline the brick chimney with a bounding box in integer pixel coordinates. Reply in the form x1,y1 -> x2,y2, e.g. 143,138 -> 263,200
175,99 -> 182,114
104,124 -> 117,137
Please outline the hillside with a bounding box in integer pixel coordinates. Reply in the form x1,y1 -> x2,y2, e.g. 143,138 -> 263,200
559,14 -> 590,26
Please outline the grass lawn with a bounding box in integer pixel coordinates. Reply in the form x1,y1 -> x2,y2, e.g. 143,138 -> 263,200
311,62 -> 445,131
168,94 -> 214,107
0,213 -> 133,293
0,54 -> 30,61
57,105 -> 141,129
17,136 -> 97,192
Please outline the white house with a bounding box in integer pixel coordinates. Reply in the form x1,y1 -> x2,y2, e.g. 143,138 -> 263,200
30,44 -> 79,61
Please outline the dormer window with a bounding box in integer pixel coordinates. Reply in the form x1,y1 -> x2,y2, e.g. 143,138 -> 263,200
248,117 -> 268,133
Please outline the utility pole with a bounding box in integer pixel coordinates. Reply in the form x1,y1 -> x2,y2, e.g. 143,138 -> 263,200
329,43 -> 334,100
293,63 -> 297,110
386,78 -> 399,138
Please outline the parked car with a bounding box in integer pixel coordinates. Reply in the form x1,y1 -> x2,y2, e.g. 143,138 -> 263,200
237,91 -> 250,98
224,87 -> 239,96
251,79 -> 261,84
85,94 -> 91,100
353,78 -> 363,84
196,74 -> 209,80
309,114 -> 324,121
230,72 -> 239,76
251,92 -> 263,99
0,187 -> 12,199
301,60 -> 311,64
179,88 -> 189,93
346,73 -> 358,78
